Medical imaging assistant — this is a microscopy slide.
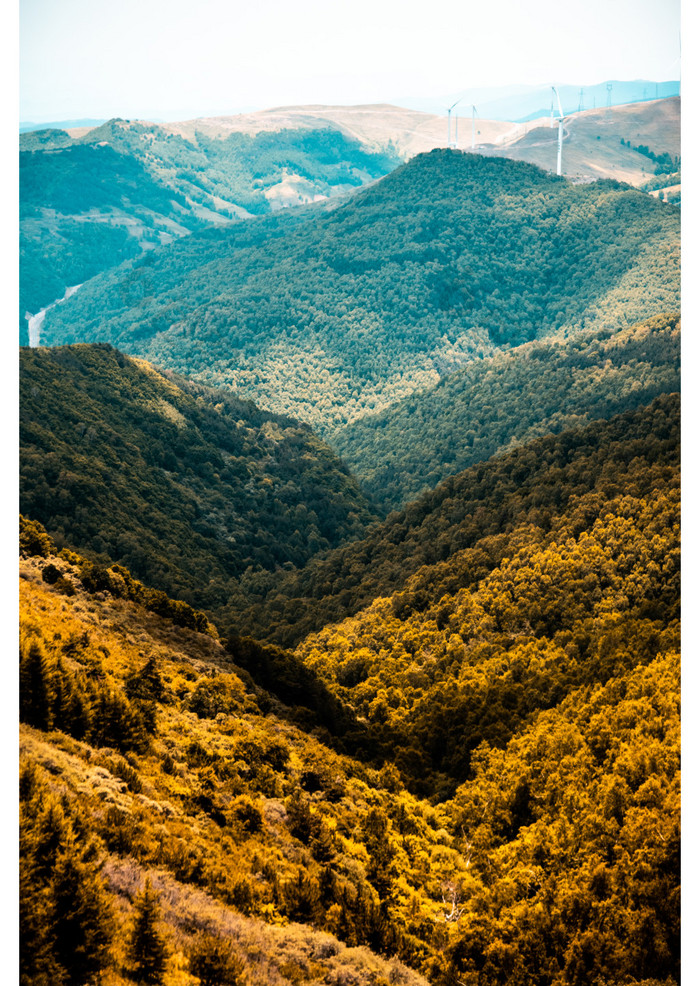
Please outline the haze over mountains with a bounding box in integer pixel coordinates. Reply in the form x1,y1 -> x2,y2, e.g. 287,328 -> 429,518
20,95 -> 678,339
20,78 -> 679,131
19,77 -> 681,986
38,149 -> 679,431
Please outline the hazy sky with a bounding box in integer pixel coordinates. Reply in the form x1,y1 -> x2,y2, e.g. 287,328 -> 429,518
20,0 -> 681,122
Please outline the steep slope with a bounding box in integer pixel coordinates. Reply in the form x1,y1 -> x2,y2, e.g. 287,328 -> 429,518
40,150 -> 680,431
227,394 -> 679,646
20,143 -> 193,340
296,400 -> 679,786
292,392 -> 680,984
329,313 -> 680,508
20,377 -> 680,984
20,345 -> 378,611
19,538 -> 435,985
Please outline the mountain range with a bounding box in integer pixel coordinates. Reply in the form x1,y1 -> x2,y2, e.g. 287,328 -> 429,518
20,96 -> 679,340
399,79 -> 680,121
37,149 -> 680,431
19,88 -> 681,986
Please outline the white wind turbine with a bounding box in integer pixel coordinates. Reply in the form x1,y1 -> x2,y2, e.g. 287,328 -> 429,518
552,85 -> 564,175
446,98 -> 462,148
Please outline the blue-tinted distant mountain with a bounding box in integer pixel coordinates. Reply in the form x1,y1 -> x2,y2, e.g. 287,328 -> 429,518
19,118 -> 110,133
396,80 -> 679,121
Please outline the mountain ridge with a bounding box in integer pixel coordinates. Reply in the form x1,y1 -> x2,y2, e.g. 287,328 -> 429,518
38,149 -> 680,432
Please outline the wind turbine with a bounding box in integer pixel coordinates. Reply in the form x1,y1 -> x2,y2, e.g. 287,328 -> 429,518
447,98 -> 462,148
552,85 -> 564,176
471,105 -> 478,150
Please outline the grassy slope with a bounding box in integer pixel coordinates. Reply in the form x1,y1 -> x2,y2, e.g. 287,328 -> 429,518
40,151 -> 680,432
328,313 -> 680,509
492,97 -> 681,186
20,556 -> 433,986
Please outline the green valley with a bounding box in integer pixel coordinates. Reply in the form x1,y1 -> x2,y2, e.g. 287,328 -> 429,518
226,394 -> 679,647
18,93 -> 682,986
330,312 -> 680,508
20,121 -> 401,336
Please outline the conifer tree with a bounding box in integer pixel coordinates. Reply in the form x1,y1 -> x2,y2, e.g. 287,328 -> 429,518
20,638 -> 52,731
128,878 -> 168,984
49,839 -> 114,984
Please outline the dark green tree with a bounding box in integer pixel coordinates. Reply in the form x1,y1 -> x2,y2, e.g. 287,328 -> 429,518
20,638 -> 52,731
128,878 -> 168,984
49,840 -> 114,984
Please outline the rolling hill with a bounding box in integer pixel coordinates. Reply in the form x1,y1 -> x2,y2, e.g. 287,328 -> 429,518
20,344 -> 379,611
20,96 -> 680,343
20,120 -> 401,334
489,97 -> 680,189
329,313 -> 680,509
38,150 -> 680,432
222,393 -> 680,646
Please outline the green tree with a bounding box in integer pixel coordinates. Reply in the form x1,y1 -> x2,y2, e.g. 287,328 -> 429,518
49,840 -> 114,984
20,638 -> 52,731
128,878 -> 169,984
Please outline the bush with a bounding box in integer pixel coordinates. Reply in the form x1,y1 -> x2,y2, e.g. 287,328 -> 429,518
188,932 -> 246,985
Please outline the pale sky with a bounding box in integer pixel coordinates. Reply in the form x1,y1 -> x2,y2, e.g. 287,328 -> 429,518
20,0 -> 681,122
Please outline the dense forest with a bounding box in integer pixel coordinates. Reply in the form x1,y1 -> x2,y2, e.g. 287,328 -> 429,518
19,122 -> 400,331
329,313 -> 680,507
39,150 -> 680,430
19,380 -> 679,985
19,106 -> 681,986
20,345 -> 378,610
225,394 -> 679,646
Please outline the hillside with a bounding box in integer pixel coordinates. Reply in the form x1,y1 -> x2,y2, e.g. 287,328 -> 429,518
154,103 -> 514,160
329,313 -> 680,508
39,150 -> 680,432
226,394 -> 679,646
19,533 -> 435,986
20,376 -> 680,984
19,121 -> 401,331
20,97 -> 679,340
486,97 -> 680,188
20,345 -> 378,611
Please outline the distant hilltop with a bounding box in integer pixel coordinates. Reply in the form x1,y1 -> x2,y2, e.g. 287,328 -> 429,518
392,79 -> 680,121
19,79 -> 679,133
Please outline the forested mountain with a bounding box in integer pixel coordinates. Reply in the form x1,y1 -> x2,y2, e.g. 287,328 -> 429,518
19,377 -> 679,984
19,121 -> 400,335
40,150 -> 680,431
330,313 -> 680,508
19,532 -> 433,986
227,394 -> 679,646
20,345 -> 378,611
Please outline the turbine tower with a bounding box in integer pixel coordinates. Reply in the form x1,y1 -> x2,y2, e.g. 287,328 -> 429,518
552,85 -> 564,176
471,105 -> 478,150
447,98 -> 462,148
